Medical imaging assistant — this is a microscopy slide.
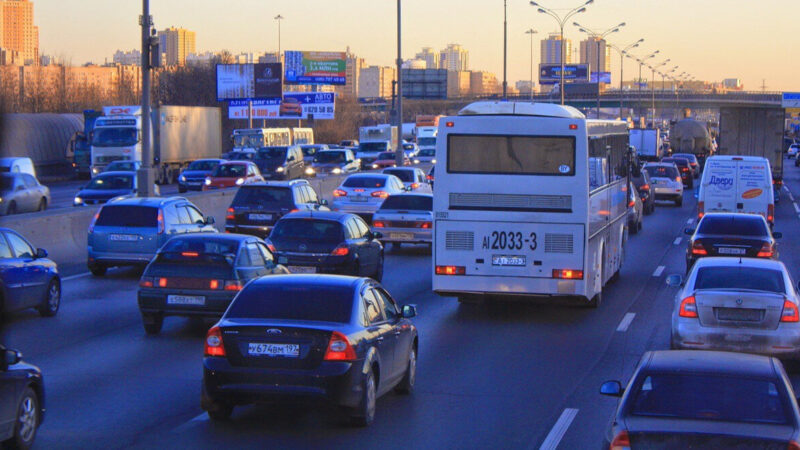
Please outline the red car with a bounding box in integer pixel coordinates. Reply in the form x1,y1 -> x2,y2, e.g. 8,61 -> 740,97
373,151 -> 410,169
203,161 -> 263,190
279,97 -> 303,117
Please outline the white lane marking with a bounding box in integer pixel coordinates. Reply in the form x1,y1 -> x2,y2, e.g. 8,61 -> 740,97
673,237 -> 682,245
785,185 -> 790,193
538,408 -> 579,450
686,218 -> 694,225
794,203 -> 800,214
173,413 -> 208,433
616,313 -> 636,332
62,272 -> 90,281
789,192 -> 795,202
653,265 -> 665,277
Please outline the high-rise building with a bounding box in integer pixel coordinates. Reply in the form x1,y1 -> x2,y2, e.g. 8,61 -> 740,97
540,34 -> 571,64
112,49 -> 141,66
469,70 -> 500,95
0,0 -> 39,66
579,38 -> 611,81
447,70 -> 471,97
157,27 -> 196,66
335,48 -> 365,98
439,44 -> 469,71
415,47 -> 439,69
358,65 -> 395,99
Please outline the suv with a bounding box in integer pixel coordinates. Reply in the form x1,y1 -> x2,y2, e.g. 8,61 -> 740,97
225,180 -> 329,237
87,197 -> 218,276
255,146 -> 305,180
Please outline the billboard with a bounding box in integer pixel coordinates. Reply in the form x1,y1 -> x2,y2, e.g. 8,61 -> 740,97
590,72 -> 612,83
539,64 -> 589,85
228,92 -> 336,120
216,63 -> 282,101
284,51 -> 346,85
782,92 -> 800,108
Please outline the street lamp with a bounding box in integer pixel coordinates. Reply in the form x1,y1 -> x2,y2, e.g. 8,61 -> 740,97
629,50 -> 658,122
274,14 -> 284,57
573,21 -> 625,118
610,38 -> 643,118
650,58 -> 670,126
525,28 -> 538,100
530,0 -> 594,105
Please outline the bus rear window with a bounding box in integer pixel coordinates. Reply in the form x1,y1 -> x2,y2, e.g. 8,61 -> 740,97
447,134 -> 575,175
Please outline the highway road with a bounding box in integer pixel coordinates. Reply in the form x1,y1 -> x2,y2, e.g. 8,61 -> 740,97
3,162 -> 800,449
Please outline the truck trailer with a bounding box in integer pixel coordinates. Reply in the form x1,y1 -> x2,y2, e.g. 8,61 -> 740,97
717,106 -> 785,185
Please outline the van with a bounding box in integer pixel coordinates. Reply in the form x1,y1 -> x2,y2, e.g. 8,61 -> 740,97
0,157 -> 36,178
254,145 -> 304,180
698,155 -> 774,225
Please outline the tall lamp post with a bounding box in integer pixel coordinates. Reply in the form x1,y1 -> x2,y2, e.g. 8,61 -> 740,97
629,50 -> 658,123
530,1 -> 594,105
573,22 -> 625,118
650,58 -> 670,126
609,38 -> 643,118
395,0 -> 403,166
274,15 -> 284,57
138,0 -> 155,197
525,28 -> 538,100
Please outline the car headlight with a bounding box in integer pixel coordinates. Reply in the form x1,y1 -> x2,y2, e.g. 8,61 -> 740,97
91,167 -> 100,174
414,159 -> 420,164
431,159 -> 437,164
73,196 -> 83,205
371,164 -> 379,169
179,175 -> 186,182
305,167 -> 315,175
204,178 -> 212,185
235,177 -> 245,185
276,166 -> 285,173
332,168 -> 342,174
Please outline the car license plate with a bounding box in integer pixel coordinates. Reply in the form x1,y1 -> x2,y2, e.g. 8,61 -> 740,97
717,247 -> 746,255
350,196 -> 368,202
249,213 -> 272,221
390,232 -> 414,241
109,234 -> 138,241
248,343 -> 300,357
717,308 -> 761,322
287,265 -> 317,274
166,295 -> 205,306
492,255 -> 526,266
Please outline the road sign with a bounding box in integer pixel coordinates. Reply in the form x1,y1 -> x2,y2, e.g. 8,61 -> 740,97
539,64 -> 589,85
782,92 -> 800,108
228,92 -> 336,120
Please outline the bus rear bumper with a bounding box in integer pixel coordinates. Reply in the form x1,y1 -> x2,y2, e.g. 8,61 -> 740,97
433,276 -> 588,300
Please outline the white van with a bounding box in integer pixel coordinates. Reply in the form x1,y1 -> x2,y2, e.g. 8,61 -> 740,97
698,155 -> 774,225
0,157 -> 36,178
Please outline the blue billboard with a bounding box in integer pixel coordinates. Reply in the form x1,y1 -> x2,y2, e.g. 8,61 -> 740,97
590,72 -> 612,83
539,64 -> 589,85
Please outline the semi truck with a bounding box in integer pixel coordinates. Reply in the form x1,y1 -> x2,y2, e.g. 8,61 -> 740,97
69,109 -> 102,178
91,105 -> 222,184
629,128 -> 663,161
717,106 -> 785,185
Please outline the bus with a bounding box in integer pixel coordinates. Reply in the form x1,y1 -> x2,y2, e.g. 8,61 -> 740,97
432,102 -> 631,307
231,128 -> 291,152
291,127 -> 314,145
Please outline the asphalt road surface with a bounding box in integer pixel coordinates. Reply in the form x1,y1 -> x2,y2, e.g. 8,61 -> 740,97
4,161 -> 800,449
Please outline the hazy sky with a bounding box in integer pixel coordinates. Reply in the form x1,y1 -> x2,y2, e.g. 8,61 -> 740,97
38,0 -> 799,91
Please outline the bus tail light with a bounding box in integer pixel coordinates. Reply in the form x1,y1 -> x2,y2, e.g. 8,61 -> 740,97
781,300 -> 799,323
679,296 -> 698,318
552,269 -> 583,279
569,124 -> 578,130
435,265 -> 465,275
757,242 -> 774,258
691,241 -> 707,255
445,121 -> 454,127
418,221 -> 432,229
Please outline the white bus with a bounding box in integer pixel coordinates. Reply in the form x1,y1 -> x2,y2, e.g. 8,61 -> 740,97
432,102 -> 631,306
231,128 -> 291,151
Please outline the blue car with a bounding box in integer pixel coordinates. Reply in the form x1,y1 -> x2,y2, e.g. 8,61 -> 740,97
0,228 -> 60,317
178,159 -> 225,193
74,171 -> 158,206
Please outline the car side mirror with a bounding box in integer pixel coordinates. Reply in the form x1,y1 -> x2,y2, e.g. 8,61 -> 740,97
600,380 -> 623,397
773,231 -> 782,239
666,274 -> 683,287
372,231 -> 383,240
3,349 -> 21,369
683,228 -> 695,235
319,199 -> 328,206
205,216 -> 216,225
402,304 -> 417,319
35,248 -> 47,259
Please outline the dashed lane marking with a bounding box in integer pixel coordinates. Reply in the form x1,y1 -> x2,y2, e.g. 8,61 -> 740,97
673,237 -> 682,245
794,203 -> 800,214
173,413 -> 208,433
653,265 -> 665,277
616,313 -> 636,332
686,218 -> 694,225
538,408 -> 579,450
62,272 -> 90,281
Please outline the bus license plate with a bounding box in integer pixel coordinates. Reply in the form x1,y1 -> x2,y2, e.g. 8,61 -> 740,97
248,343 -> 300,357
492,255 -> 526,266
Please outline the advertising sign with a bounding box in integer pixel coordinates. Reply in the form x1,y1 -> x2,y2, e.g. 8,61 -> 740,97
590,72 -> 612,83
539,64 -> 589,85
284,51 -> 346,85
782,92 -> 800,108
228,92 -> 336,120
216,63 -> 282,101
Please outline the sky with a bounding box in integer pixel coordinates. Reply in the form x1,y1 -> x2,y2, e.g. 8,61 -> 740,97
37,0 -> 799,91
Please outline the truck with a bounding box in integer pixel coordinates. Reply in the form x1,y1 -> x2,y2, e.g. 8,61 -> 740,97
669,111 -> 714,168
91,105 -> 222,184
69,109 -> 102,178
717,106 -> 785,185
629,128 -> 663,161
357,124 -> 398,169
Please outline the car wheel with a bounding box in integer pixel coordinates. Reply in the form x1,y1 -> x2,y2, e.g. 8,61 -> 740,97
585,291 -> 602,308
395,347 -> 416,394
37,279 -> 60,317
178,186 -> 187,193
142,313 -> 164,335
372,254 -> 384,282
206,400 -> 233,421
350,367 -> 376,427
630,219 -> 639,234
38,198 -> 47,211
10,387 -> 39,450
89,263 -> 107,276
6,201 -> 16,215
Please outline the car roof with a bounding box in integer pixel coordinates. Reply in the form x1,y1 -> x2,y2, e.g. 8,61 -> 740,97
167,233 -> 253,244
220,161 -> 253,166
383,167 -> 418,172
346,173 -> 392,179
244,180 -> 309,188
193,158 -> 225,163
644,162 -> 676,168
281,210 -> 354,222
671,153 -> 696,158
644,350 -> 776,378
102,196 -> 187,207
249,274 -> 363,290
98,170 -> 135,176
692,256 -> 786,271
699,212 -> 766,222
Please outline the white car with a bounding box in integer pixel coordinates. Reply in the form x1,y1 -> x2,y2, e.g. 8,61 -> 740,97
372,193 -> 433,248
332,173 -> 407,220
382,167 -> 430,191
788,143 -> 799,159
643,162 -> 684,206
627,181 -> 643,234
415,148 -> 436,164
668,257 -> 800,359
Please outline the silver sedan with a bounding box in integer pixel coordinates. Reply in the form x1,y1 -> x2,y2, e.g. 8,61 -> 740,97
0,172 -> 51,215
668,257 -> 800,359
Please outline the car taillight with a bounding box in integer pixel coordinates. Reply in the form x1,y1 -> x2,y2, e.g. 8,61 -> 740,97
768,204 -> 774,223
690,162 -> 697,167
609,431 -> 630,450
333,189 -> 347,197
435,265 -> 465,275
331,245 -> 349,256
157,277 -> 168,287
157,208 -> 165,234
88,210 -> 101,233
628,200 -> 635,207
681,167 -> 689,172
265,240 -> 276,253
204,326 -> 226,357
552,269 -> 583,279
371,191 -> 389,198
323,331 -> 357,361
181,251 -> 199,257
373,220 -> 386,228
788,440 -> 800,450
675,176 -> 681,183
226,207 -> 235,221
691,241 -> 707,255
418,221 -> 431,229
698,201 -> 704,219
410,183 -> 420,189
782,300 -> 799,323
224,280 -> 243,291
139,276 -> 154,288
426,175 -> 433,181
641,184 -> 650,190
209,279 -> 221,290
679,296 -> 698,318
757,242 -> 774,258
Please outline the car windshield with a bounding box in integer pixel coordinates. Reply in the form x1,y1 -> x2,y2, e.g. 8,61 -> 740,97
697,216 -> 768,236
257,147 -> 288,160
95,205 -> 157,227
187,160 -> 220,171
629,372 -> 790,425
156,237 -> 239,264
229,152 -> 254,161
301,146 -> 321,156
271,219 -> 343,242
86,174 -> 133,190
379,195 -> 432,211
662,158 -> 688,167
212,164 -> 246,178
315,151 -> 346,163
343,176 -> 386,188
92,127 -> 137,147
383,169 -> 414,182
418,149 -> 435,156
359,142 -> 387,152
693,266 -> 785,293
227,284 -> 353,323
233,186 -> 293,207
644,165 -> 678,178
672,154 -> 697,162
377,152 -> 395,160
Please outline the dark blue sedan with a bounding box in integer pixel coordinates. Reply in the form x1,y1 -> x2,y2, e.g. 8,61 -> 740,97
73,171 -> 146,206
0,228 -> 60,317
178,159 -> 225,193
0,346 -> 45,448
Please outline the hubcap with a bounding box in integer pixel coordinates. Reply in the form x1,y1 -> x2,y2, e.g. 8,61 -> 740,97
18,396 -> 36,442
48,283 -> 60,310
365,375 -> 376,420
408,350 -> 416,387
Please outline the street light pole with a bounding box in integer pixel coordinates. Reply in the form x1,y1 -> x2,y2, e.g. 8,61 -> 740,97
525,28 -> 538,101
395,0 -> 403,166
610,38 -> 643,118
650,58 -> 669,126
274,15 -> 284,57
503,0 -> 508,100
631,50 -> 658,124
138,0 -> 155,197
573,22 -> 625,118
530,1 -> 594,105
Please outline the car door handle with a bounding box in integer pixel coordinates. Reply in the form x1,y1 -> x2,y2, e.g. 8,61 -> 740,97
375,336 -> 384,342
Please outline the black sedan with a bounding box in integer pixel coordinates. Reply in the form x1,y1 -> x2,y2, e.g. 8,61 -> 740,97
685,213 -> 779,272
137,234 -> 288,334
267,211 -> 384,281
631,168 -> 655,215
201,275 -> 418,426
601,350 -> 800,448
0,346 -> 45,449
